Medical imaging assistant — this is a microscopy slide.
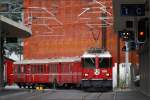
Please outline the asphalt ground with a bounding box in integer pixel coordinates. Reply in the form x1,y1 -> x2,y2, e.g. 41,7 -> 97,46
0,86 -> 149,100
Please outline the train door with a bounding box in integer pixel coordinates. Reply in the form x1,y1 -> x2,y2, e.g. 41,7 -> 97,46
4,59 -> 14,85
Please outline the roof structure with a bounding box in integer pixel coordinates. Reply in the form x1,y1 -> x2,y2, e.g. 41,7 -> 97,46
82,50 -> 112,58
0,15 -> 31,38
14,57 -> 81,64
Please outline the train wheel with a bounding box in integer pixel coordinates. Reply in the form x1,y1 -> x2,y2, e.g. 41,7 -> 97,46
17,83 -> 22,88
18,85 -> 22,88
27,85 -> 30,89
31,84 -> 35,89
23,85 -> 26,88
64,84 -> 69,89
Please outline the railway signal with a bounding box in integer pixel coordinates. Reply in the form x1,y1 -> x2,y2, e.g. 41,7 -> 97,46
137,18 -> 149,43
119,30 -> 134,41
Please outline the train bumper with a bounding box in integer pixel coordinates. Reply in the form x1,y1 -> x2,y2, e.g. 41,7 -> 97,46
81,79 -> 112,88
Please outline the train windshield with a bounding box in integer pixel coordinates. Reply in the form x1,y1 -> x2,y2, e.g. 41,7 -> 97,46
82,58 -> 95,68
99,58 -> 112,68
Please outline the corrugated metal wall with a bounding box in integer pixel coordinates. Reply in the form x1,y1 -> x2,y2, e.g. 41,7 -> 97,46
23,0 -> 138,64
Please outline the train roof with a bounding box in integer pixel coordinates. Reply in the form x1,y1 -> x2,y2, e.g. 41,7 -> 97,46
14,57 -> 81,64
81,51 -> 112,58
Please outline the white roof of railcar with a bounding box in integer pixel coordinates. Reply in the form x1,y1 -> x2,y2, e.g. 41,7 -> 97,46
14,57 -> 81,64
82,51 -> 112,58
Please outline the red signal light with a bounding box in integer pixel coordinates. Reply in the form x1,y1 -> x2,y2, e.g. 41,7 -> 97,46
139,32 -> 144,36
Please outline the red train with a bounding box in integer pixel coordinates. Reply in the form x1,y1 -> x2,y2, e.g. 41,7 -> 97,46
4,48 -> 113,90
81,48 -> 113,90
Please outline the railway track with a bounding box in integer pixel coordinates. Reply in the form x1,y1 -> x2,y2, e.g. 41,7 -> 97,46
25,90 -> 56,100
1,89 -> 116,100
81,91 -> 116,100
81,92 -> 103,100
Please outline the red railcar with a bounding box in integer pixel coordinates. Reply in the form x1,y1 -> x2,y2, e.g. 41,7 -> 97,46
6,49 -> 113,90
12,57 -> 82,88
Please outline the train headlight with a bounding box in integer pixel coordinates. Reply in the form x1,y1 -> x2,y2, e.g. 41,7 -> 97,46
105,73 -> 110,76
84,73 -> 88,77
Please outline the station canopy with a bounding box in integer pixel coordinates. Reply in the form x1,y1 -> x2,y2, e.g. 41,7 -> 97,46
0,15 -> 31,38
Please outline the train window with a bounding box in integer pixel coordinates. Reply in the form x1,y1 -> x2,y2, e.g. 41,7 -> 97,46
52,65 -> 55,73
48,64 -> 57,73
20,65 -> 24,73
53,64 -> 57,73
69,64 -> 71,72
40,65 -> 43,73
37,65 -> 41,73
99,58 -> 112,68
42,64 -> 46,73
45,64 -> 48,73
61,64 -> 64,72
14,65 -> 17,73
44,64 -> 47,73
31,65 -> 36,73
41,65 -> 43,73
69,63 -> 73,73
62,63 -> 68,72
67,64 -> 70,72
31,65 -> 33,73
18,65 -> 21,73
48,64 -> 51,73
44,65 -> 45,73
23,65 -> 26,73
82,58 -> 95,68
38,64 -> 46,73
35,65 -> 38,73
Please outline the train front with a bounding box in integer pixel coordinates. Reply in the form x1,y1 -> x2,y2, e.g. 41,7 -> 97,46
81,48 -> 113,91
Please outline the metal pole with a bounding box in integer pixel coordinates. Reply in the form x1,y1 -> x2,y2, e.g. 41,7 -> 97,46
125,41 -> 129,88
117,33 -> 120,88
101,12 -> 107,50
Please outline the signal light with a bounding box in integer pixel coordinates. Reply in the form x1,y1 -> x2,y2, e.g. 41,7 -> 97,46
139,32 -> 144,36
137,18 -> 148,43
119,30 -> 134,41
137,31 -> 146,43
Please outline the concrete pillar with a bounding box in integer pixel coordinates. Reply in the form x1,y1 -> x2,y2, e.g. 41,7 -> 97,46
0,22 -> 4,90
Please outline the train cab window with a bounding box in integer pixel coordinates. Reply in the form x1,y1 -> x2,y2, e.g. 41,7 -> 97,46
82,58 -> 95,68
99,58 -> 112,68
